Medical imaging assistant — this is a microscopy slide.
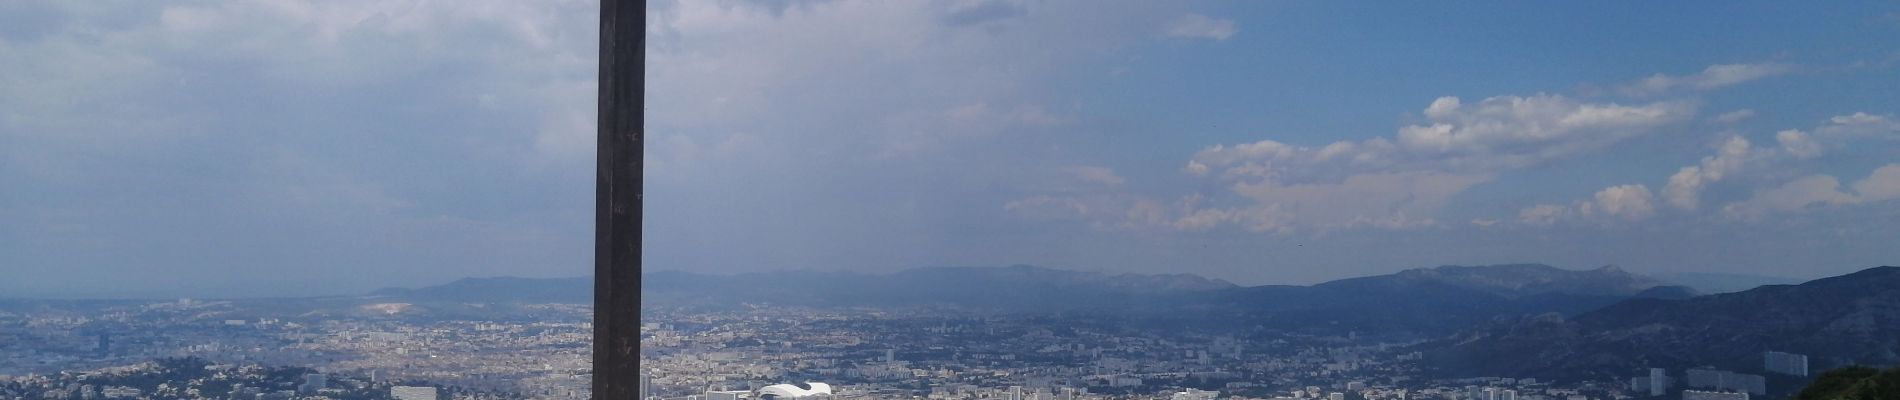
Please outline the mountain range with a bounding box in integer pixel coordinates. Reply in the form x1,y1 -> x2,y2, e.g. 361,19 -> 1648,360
375,263 -> 1692,336
369,263 -> 1900,382
1428,266 -> 1900,382
1213,264 -> 1693,336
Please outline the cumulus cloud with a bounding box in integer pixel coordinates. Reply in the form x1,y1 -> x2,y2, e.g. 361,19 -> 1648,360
1165,13 -> 1236,40
0,0 -> 603,294
1713,163 -> 1900,220
1619,63 -> 1794,96
1663,136 -> 1754,210
1516,184 -> 1657,225
1815,112 -> 1900,139
1851,164 -> 1900,203
1531,110 -> 1900,225
1591,184 -> 1659,220
1722,175 -> 1860,219
1165,93 -> 1692,231
1775,129 -> 1822,159
1391,95 -> 1692,170
1190,94 -> 1692,178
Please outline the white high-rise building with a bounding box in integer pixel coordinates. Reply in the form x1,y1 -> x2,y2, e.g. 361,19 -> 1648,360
641,374 -> 653,400
1650,368 -> 1669,397
1682,390 -> 1748,400
391,386 -> 438,400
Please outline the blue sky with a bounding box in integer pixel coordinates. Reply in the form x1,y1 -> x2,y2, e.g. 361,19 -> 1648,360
2,1 -> 1897,298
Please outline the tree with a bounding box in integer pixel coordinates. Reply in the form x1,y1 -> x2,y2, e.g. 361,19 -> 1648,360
1796,365 -> 1900,400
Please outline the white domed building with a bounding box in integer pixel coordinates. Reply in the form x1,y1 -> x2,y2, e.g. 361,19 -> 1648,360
757,382 -> 832,400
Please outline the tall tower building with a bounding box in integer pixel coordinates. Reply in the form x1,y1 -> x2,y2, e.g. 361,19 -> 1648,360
640,374 -> 653,400
1650,368 -> 1668,397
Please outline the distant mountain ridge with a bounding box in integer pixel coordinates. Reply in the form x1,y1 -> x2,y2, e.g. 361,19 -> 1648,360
1652,271 -> 1803,294
369,265 -> 1238,307
371,276 -> 591,304
639,264 -> 1238,311
373,263 -> 1686,337
1428,265 -> 1900,382
1319,264 -> 1668,298
1216,264 -> 1688,336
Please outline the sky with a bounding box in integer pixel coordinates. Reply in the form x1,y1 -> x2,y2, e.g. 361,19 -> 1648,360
2,1 -> 1898,298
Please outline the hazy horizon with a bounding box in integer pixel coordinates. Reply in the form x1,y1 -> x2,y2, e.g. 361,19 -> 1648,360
3,262 -> 1837,300
4,1 -> 1899,299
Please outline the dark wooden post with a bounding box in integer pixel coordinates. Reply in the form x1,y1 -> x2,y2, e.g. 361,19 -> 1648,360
595,0 -> 644,399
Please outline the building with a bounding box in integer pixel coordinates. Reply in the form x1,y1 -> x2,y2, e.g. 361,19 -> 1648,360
1682,390 -> 1748,400
1328,393 -> 1345,400
707,390 -> 749,400
391,386 -> 438,400
1685,368 -> 1766,395
1172,389 -> 1218,400
757,382 -> 833,400
1765,351 -> 1809,376
1687,368 -> 1724,388
640,374 -> 653,400
1650,368 -> 1669,397
297,373 -> 326,394
1346,381 -> 1365,392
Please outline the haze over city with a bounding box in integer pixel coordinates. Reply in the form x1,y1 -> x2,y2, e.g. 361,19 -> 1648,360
4,0 -> 1899,298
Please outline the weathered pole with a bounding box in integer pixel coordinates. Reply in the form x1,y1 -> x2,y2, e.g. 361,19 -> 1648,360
594,0 -> 644,399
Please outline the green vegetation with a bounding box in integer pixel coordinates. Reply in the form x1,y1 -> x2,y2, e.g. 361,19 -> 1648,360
1796,365 -> 1900,400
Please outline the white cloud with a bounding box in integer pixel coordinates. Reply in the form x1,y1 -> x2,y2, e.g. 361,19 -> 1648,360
1170,93 -> 1689,231
1722,174 -> 1859,219
1165,13 -> 1236,40
1711,109 -> 1756,124
1517,204 -> 1570,226
1852,164 -> 1900,203
1515,184 -> 1657,225
1590,184 -> 1658,220
1663,136 -> 1753,210
1775,129 -> 1822,159
1619,63 -> 1794,96
1190,94 -> 1692,180
1219,171 -> 1489,231
1063,166 -> 1126,186
1815,112 -> 1900,139
1391,95 -> 1692,170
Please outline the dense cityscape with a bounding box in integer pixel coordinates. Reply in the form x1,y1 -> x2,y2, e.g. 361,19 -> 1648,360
0,289 -> 1825,400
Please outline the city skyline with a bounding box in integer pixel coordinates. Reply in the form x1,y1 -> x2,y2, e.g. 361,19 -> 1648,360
4,1 -> 1900,298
